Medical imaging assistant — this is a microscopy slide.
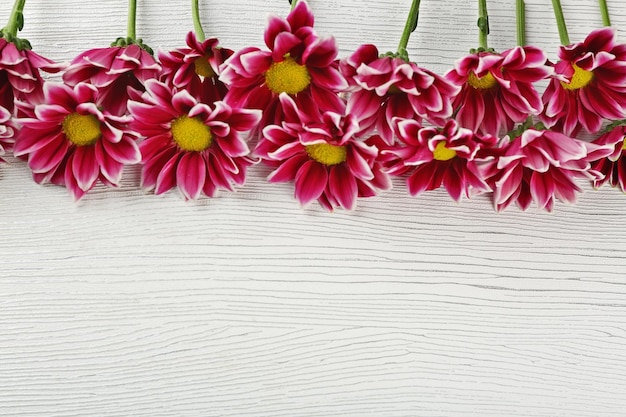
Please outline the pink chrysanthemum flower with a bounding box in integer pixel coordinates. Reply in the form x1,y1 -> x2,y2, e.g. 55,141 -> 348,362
590,125 -> 626,192
384,118 -> 491,201
341,44 -> 460,145
128,79 -> 261,200
255,93 -> 391,211
220,1 -> 347,131
0,38 -> 63,113
62,44 -> 161,116
0,104 -> 16,161
13,82 -> 141,200
540,28 -> 626,136
445,46 -> 552,136
487,129 -> 612,211
159,31 -> 233,103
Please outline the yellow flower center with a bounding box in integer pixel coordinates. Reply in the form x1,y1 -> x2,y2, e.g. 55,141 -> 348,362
432,141 -> 457,161
265,56 -> 311,95
388,85 -> 402,94
306,143 -> 347,166
467,71 -> 497,89
62,113 -> 102,146
171,116 -> 213,152
561,63 -> 594,90
194,56 -> 216,78
621,137 -> 626,150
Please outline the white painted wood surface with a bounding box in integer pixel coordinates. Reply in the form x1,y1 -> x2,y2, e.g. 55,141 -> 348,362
1,1 -> 626,416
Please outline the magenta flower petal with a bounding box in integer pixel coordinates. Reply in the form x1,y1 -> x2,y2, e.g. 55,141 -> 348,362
489,129 -> 608,211
267,154 -> 309,183
388,119 -> 489,200
14,82 -> 140,199
540,28 -> 626,135
329,164 -> 357,210
63,45 -> 161,116
0,39 -> 64,114
590,125 -> 626,191
28,134 -> 68,173
129,80 -> 260,199
342,44 -> 459,144
159,34 -> 233,103
154,154 -> 179,195
295,160 -> 327,206
221,0 -> 346,136
176,152 -> 206,200
71,145 -> 99,191
256,93 -> 390,210
446,47 -> 552,136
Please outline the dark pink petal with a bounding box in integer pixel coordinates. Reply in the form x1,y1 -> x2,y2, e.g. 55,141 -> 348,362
103,136 -> 141,164
154,153 -> 180,194
64,154 -> 88,200
346,146 -> 374,180
267,153 -> 309,183
442,162 -> 464,201
294,160 -> 328,206
287,0 -> 314,32
95,141 -> 124,184
207,152 -> 234,191
264,15 -> 291,50
272,32 -> 302,61
176,152 -> 206,199
72,146 -> 100,191
328,163 -> 357,210
28,135 -> 69,173
227,107 -> 262,132
493,164 -> 523,205
215,135 -> 249,158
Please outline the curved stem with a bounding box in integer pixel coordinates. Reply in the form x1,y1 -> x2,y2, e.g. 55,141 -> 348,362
127,0 -> 136,40
397,0 -> 421,61
192,0 -> 206,41
599,0 -> 611,27
551,0 -> 570,45
516,0 -> 526,46
477,0 -> 489,49
2,0 -> 26,38
290,0 -> 298,11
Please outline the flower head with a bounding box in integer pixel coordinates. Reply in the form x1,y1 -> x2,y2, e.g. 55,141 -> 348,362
385,119 -> 491,201
62,44 -> 161,116
0,104 -> 16,161
341,44 -> 460,145
487,129 -> 612,211
541,28 -> 626,136
590,125 -> 626,192
159,32 -> 233,103
128,79 -> 261,200
445,46 -> 552,136
0,38 -> 63,114
220,1 -> 347,132
255,93 -> 391,211
13,82 -> 141,200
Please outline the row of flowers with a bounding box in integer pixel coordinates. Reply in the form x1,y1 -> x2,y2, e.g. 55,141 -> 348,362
1,0 -> 626,211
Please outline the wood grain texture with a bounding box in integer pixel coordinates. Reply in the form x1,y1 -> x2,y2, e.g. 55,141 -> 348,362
1,1 -> 626,416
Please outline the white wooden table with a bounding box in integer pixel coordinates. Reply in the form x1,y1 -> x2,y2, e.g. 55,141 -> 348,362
1,1 -> 625,416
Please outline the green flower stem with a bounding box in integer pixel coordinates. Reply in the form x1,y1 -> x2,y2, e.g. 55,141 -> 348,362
477,0 -> 489,50
551,0 -> 570,45
516,0 -> 526,46
192,0 -> 206,41
396,0 -> 421,61
290,0 -> 298,11
2,0 -> 26,38
599,0 -> 611,27
127,0 -> 136,40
